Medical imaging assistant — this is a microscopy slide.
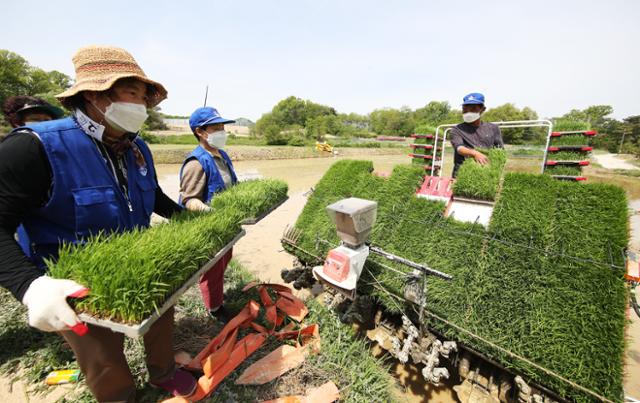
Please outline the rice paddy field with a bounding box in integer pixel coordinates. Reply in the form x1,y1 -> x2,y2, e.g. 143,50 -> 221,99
283,159 -> 629,402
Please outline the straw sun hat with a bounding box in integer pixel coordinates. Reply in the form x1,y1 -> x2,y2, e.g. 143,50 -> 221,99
56,45 -> 168,108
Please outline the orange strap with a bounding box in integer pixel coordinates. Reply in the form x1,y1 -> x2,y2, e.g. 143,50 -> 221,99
164,283 -> 318,402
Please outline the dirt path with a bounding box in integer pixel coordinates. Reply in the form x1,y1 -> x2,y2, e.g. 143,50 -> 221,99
593,153 -> 640,170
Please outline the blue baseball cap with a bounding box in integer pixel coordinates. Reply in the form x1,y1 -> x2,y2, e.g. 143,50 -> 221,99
189,107 -> 235,131
462,92 -> 485,105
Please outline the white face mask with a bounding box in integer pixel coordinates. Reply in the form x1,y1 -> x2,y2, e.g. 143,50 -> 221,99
94,101 -> 148,133
206,130 -> 227,149
462,112 -> 481,123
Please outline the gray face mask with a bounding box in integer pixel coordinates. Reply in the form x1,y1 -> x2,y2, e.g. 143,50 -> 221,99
206,130 -> 227,149
91,98 -> 148,133
462,112 -> 481,123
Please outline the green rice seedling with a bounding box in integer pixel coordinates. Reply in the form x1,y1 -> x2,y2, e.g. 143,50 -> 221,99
284,161 -> 628,402
49,180 -> 288,323
544,165 -> 583,176
550,120 -> 593,147
546,150 -> 588,161
552,120 -> 591,132
452,148 -> 507,200
550,135 -> 592,147
209,179 -> 289,221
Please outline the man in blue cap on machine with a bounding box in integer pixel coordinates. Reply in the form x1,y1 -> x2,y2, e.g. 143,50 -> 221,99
449,92 -> 503,177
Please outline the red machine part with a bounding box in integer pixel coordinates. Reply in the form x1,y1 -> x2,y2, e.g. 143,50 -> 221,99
322,249 -> 351,283
410,144 -> 434,150
545,160 -> 590,166
550,130 -> 597,137
416,176 -> 454,199
547,146 -> 593,152
409,153 -> 434,160
411,134 -> 435,139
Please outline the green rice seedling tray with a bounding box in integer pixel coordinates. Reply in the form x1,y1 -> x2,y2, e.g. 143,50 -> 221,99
284,160 -> 628,402
241,196 -> 289,225
77,230 -> 245,338
452,148 -> 506,201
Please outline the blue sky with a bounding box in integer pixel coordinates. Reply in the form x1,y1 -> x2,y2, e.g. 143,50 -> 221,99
2,0 -> 638,121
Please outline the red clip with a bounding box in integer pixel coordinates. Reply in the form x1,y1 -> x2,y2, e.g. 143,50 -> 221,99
548,147 -> 559,152
68,288 -> 90,298
70,323 -> 89,336
546,161 -> 558,166
578,161 -> 590,166
551,132 -> 562,137
582,147 -> 593,151
575,177 -> 587,181
584,130 -> 597,136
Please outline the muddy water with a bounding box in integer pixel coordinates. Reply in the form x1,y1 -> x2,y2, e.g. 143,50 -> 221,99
155,154 -> 409,196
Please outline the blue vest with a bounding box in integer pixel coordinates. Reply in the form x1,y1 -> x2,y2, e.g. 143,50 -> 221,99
179,145 -> 237,205
17,117 -> 157,268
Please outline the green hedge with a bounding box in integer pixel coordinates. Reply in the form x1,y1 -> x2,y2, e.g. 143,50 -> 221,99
50,179 -> 288,323
452,148 -> 506,201
284,161 -> 628,402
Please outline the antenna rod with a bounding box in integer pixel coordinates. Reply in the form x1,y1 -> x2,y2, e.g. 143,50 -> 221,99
203,85 -> 209,107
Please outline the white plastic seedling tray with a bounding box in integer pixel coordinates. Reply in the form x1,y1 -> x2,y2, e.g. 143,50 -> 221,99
77,230 -> 246,338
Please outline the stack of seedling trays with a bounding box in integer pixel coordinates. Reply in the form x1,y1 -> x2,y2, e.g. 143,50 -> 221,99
543,130 -> 596,181
409,133 -> 441,176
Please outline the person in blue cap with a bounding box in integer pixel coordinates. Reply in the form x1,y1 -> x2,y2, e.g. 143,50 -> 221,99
449,92 -> 503,177
179,106 -> 237,321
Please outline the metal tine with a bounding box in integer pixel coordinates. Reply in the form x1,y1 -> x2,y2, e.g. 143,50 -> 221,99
282,225 -> 303,245
607,241 -> 614,267
470,216 -> 481,233
621,246 -> 628,263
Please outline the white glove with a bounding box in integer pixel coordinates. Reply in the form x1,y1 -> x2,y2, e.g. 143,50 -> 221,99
22,276 -> 89,334
185,198 -> 212,212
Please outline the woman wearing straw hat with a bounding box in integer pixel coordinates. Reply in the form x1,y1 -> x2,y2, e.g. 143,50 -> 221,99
0,46 -> 196,401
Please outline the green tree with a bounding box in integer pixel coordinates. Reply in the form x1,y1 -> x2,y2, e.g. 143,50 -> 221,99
560,105 -> 613,127
620,115 -> 640,157
0,50 -> 31,104
369,107 -> 415,136
0,50 -> 72,107
254,96 -> 338,139
483,103 -> 540,144
145,107 -> 168,131
413,101 -> 453,126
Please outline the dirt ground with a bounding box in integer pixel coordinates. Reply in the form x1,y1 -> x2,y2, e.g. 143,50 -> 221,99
593,153 -> 640,170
